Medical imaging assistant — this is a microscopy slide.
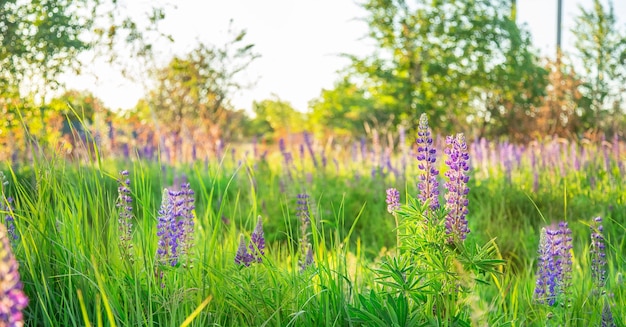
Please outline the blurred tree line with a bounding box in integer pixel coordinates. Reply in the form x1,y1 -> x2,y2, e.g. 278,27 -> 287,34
1,0 -> 625,152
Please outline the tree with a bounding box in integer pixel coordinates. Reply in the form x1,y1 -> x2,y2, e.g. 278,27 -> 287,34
309,77 -> 381,136
250,95 -> 306,140
0,0 -> 170,98
572,0 -> 626,134
314,0 -> 547,136
147,28 -> 259,142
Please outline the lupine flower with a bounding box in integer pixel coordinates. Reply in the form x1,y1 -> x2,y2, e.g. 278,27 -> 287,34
235,234 -> 252,266
415,113 -> 440,217
297,193 -> 314,271
385,188 -> 400,214
0,222 -> 28,326
443,134 -> 470,243
1,197 -> 17,246
156,184 -> 196,268
156,191 -> 174,266
303,132 -> 318,168
0,173 -> 17,245
601,298 -> 616,327
249,216 -> 265,263
178,183 -> 195,264
590,216 -> 607,291
116,170 -> 134,261
534,223 -> 573,305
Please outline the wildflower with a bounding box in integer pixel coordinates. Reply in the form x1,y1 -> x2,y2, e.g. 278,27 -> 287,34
116,170 -> 133,261
415,113 -> 439,216
235,234 -> 252,266
590,216 -> 607,291
601,298 -> 616,327
249,216 -> 265,263
156,190 -> 174,266
0,223 -> 28,326
179,183 -> 195,262
443,134 -> 470,243
534,223 -> 573,305
385,188 -> 400,214
156,184 -> 196,268
1,197 -> 17,245
297,193 -> 314,271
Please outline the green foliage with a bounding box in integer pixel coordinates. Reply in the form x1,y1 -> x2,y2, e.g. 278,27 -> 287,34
249,95 -> 306,140
311,0 -> 547,136
147,28 -> 259,140
0,0 -> 170,97
572,0 -> 626,133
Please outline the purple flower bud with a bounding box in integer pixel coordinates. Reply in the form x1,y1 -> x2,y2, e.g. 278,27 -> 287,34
0,223 -> 28,325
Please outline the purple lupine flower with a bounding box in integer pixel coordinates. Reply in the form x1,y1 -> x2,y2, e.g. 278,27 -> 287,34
156,190 -> 174,266
303,132 -> 318,168
415,114 -> 440,217
444,134 -> 470,243
602,299 -> 616,327
116,170 -> 134,261
590,216 -> 607,291
385,188 -> 401,214
0,223 -> 28,326
179,183 -> 195,263
249,216 -> 265,263
235,234 -> 252,267
534,223 -> 573,305
0,173 -> 16,245
156,184 -> 196,268
297,193 -> 314,271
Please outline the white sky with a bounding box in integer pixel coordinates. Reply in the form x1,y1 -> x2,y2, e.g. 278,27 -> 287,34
62,0 -> 626,113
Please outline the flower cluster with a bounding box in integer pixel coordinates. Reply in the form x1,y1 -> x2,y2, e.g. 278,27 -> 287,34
234,216 -> 266,267
590,216 -> 607,291
116,170 -> 134,261
385,188 -> 400,214
443,134 -> 470,243
156,183 -> 196,268
534,222 -> 573,305
297,194 -> 314,271
0,222 -> 28,326
415,113 -> 440,217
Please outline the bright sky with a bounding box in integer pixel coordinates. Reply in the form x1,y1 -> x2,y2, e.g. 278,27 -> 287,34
62,0 -> 626,113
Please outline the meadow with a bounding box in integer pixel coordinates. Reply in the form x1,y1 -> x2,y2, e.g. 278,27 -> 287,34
0,115 -> 624,326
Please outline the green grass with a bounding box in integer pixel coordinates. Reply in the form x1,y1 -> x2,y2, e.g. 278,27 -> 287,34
1,139 -> 624,326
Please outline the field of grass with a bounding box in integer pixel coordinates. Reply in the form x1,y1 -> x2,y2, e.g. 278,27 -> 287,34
0,119 -> 624,326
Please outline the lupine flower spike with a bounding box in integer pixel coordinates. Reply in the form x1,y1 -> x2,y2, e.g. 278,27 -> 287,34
415,114 -> 439,219
0,223 -> 28,326
155,184 -> 196,269
116,170 -> 134,261
590,216 -> 607,292
534,223 -> 573,305
235,234 -> 251,267
385,188 -> 400,214
443,134 -> 470,243
601,298 -> 616,327
249,216 -> 265,263
297,193 -> 314,271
